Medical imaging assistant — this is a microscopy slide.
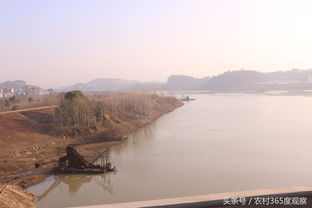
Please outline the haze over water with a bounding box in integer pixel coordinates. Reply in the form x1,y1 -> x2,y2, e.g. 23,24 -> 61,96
28,94 -> 312,208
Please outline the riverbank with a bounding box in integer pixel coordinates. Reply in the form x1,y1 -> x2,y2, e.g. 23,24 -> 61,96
0,94 -> 183,207
0,184 -> 36,208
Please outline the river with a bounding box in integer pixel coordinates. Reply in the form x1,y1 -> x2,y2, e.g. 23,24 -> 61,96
28,93 -> 312,208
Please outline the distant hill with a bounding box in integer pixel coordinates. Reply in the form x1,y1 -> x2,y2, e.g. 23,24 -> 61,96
0,80 -> 40,90
60,78 -> 169,92
61,78 -> 152,92
167,75 -> 210,90
131,82 -> 166,90
167,69 -> 312,91
0,80 -> 28,89
9,68 -> 311,93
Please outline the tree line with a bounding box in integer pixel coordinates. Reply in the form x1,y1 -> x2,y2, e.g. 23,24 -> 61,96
54,91 -> 157,135
54,91 -> 106,135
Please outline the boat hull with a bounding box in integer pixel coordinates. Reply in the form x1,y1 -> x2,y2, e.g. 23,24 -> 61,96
53,167 -> 116,174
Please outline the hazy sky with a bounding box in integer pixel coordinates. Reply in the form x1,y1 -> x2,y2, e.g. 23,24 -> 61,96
1,0 -> 312,88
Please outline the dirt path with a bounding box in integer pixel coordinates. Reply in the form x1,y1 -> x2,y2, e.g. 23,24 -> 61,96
0,105 -> 57,115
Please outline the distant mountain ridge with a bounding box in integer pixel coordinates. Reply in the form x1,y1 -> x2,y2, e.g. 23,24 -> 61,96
167,75 -> 210,91
61,78 -> 169,92
14,68 -> 312,92
60,78 -> 141,91
167,69 -> 312,91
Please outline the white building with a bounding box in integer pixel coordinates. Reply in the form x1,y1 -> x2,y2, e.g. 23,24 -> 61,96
4,92 -> 14,98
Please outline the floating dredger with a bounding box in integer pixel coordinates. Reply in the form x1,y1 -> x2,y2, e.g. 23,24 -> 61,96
35,145 -> 117,174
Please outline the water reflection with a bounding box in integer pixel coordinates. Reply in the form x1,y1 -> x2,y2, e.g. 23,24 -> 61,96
36,173 -> 114,202
29,124 -> 157,208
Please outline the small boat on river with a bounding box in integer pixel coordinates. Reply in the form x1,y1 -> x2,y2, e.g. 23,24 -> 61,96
180,95 -> 196,102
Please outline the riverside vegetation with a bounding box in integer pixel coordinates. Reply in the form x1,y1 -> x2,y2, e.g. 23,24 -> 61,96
53,91 -> 155,137
0,91 -> 183,207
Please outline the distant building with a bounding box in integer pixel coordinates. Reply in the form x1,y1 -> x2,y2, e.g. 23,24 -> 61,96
0,84 -> 43,98
26,87 -> 43,96
4,92 -> 14,98
16,89 -> 27,96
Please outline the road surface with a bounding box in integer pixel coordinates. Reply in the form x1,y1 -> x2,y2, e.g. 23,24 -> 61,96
0,105 -> 58,115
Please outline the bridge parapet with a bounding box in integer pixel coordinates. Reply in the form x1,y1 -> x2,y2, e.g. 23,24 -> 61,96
71,186 -> 312,208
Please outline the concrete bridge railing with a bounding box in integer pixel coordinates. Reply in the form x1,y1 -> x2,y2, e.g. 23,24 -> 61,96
71,186 -> 312,208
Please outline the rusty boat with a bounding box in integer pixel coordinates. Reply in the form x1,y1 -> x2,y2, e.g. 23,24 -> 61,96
35,145 -> 117,174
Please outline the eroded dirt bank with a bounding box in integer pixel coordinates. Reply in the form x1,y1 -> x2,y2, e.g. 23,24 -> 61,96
0,185 -> 36,208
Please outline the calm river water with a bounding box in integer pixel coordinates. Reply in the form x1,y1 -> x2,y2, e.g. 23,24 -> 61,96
28,94 -> 312,208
